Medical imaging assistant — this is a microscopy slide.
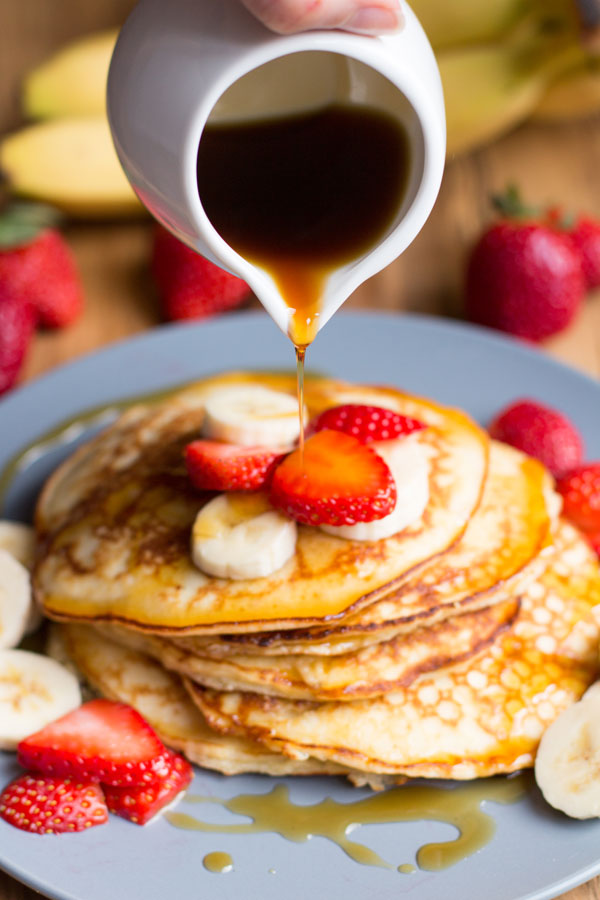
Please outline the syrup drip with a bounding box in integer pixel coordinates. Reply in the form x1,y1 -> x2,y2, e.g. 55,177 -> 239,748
202,851 -> 233,873
295,345 -> 307,457
166,776 -> 528,872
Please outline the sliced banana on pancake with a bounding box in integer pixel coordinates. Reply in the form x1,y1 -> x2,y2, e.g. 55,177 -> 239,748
202,384 -> 304,447
0,549 -> 33,649
0,649 -> 81,750
0,521 -> 42,634
535,682 -> 600,818
192,493 -> 297,580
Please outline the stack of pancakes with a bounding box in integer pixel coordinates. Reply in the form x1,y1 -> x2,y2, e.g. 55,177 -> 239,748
35,373 -> 600,786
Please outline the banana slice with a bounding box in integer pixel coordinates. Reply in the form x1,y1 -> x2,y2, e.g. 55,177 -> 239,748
0,520 -> 42,634
192,492 -> 297,580
202,385 -> 305,447
0,520 -> 35,569
321,435 -> 430,542
0,549 -> 33,650
535,686 -> 600,818
0,649 -> 81,750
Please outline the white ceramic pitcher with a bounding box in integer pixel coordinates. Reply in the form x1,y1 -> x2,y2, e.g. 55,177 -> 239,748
107,0 -> 446,339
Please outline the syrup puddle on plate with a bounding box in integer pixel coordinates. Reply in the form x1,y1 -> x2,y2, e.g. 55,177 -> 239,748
202,851 -> 234,873
167,775 -> 528,873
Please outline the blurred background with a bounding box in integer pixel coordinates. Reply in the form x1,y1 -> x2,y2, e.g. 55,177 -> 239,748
1,4 -> 600,900
0,0 -> 599,381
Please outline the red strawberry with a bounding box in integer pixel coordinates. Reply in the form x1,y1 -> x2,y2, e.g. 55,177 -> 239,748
0,773 -> 107,835
311,404 -> 425,444
0,285 -> 35,395
269,429 -> 396,526
465,189 -> 585,341
0,204 -> 83,328
18,699 -> 171,787
185,440 -> 286,491
556,463 -> 600,533
103,749 -> 192,825
151,226 -> 251,321
488,399 -> 584,478
569,216 -> 600,290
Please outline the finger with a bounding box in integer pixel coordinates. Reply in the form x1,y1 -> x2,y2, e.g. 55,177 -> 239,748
240,0 -> 403,35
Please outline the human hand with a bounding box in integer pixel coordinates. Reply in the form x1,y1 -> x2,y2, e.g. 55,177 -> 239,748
240,0 -> 403,35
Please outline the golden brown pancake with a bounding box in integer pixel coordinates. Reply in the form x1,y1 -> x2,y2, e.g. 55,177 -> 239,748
34,373 -> 489,633
35,372 -> 599,787
96,597 -> 518,701
187,522 -> 600,780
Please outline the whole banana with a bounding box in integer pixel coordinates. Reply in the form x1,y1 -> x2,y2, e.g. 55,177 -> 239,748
410,0 -> 537,51
440,2 -> 585,156
532,57 -> 600,121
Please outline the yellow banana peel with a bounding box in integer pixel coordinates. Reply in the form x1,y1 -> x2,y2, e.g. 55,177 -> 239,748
0,118 -> 142,218
409,0 -> 537,52
22,29 -> 118,120
532,57 -> 600,120
440,1 -> 587,156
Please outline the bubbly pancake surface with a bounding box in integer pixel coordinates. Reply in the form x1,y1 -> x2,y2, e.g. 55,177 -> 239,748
187,522 -> 600,779
34,373 -> 489,633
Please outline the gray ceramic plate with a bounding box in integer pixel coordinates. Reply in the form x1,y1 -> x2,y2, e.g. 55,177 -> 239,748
1,311 -> 600,900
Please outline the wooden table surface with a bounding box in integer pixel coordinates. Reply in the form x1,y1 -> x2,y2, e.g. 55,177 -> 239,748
2,4 -> 600,899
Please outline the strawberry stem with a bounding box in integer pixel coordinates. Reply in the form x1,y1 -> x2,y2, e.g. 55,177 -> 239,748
0,202 -> 62,249
491,185 -> 538,220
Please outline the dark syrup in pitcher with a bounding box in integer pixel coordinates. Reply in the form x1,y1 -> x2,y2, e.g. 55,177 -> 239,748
197,103 -> 410,446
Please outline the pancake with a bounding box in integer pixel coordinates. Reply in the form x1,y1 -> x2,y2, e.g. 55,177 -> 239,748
187,522 -> 600,780
166,441 -> 555,658
34,372 -> 489,633
95,596 -> 518,701
54,623 -> 403,788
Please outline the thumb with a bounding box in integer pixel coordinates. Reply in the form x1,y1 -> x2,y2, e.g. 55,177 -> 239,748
240,0 -> 403,35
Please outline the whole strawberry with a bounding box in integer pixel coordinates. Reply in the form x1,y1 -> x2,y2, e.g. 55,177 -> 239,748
465,188 -> 586,341
0,285 -> 35,395
0,203 -> 83,328
569,216 -> 600,290
488,399 -> 584,478
151,226 -> 251,321
556,463 -> 600,533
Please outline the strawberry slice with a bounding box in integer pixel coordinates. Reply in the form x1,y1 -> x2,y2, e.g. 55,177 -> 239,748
312,404 -> 425,444
103,749 -> 193,825
18,699 -> 171,787
0,772 -> 107,834
556,463 -> 600,533
269,429 -> 396,527
185,440 -> 286,491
